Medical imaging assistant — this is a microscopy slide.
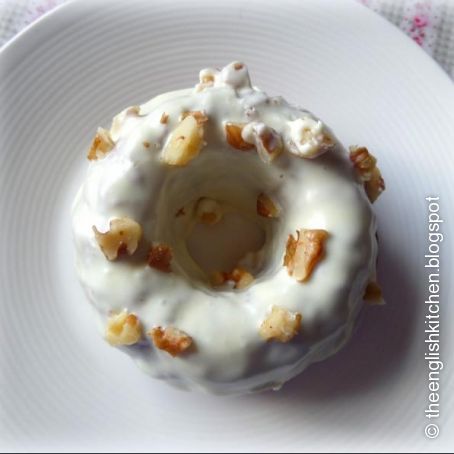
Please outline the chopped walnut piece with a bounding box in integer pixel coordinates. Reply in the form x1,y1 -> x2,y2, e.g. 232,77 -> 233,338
162,115 -> 205,166
105,311 -> 142,346
364,281 -> 385,305
87,127 -> 115,160
143,141 -> 150,148
175,207 -> 186,217
257,193 -> 279,218
149,326 -> 193,357
195,197 -> 223,225
93,217 -> 142,261
287,117 -> 333,159
211,267 -> 254,289
349,146 -> 385,203
284,229 -> 328,282
230,267 -> 255,289
234,62 -> 244,70
148,243 -> 172,273
180,110 -> 209,125
224,122 -> 255,151
243,122 -> 283,163
160,112 -> 169,124
195,69 -> 217,92
259,306 -> 302,342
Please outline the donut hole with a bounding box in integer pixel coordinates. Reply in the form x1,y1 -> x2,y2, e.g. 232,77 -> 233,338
186,207 -> 266,277
156,150 -> 281,290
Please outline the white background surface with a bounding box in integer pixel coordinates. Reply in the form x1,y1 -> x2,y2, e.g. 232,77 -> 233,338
0,0 -> 453,451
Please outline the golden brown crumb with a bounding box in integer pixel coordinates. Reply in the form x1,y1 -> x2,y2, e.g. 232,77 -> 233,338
143,141 -> 150,148
211,267 -> 254,289
105,311 -> 142,346
149,326 -> 193,357
349,146 -> 385,203
93,217 -> 142,261
257,193 -> 279,218
224,123 -> 255,151
175,207 -> 186,217
148,244 -> 172,273
364,281 -> 384,305
160,112 -> 169,124
284,229 -> 329,282
234,63 -> 244,70
87,127 -> 115,160
259,306 -> 302,342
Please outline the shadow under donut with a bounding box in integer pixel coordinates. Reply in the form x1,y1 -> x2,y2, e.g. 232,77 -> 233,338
253,233 -> 418,402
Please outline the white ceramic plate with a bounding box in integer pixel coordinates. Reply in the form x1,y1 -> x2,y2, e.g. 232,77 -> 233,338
1,0 -> 453,451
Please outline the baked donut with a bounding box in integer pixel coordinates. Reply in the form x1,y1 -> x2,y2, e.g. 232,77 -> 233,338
72,62 -> 385,394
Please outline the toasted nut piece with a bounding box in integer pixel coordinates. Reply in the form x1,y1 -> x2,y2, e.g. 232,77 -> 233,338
259,306 -> 302,342
160,112 -> 169,124
257,193 -> 279,218
105,311 -> 142,346
143,141 -> 151,148
284,229 -> 328,282
234,62 -> 244,70
365,168 -> 385,203
180,110 -> 209,125
149,326 -> 193,357
230,267 -> 255,289
349,146 -> 385,203
212,268 -> 254,289
148,243 -> 172,273
87,127 -> 115,160
195,197 -> 223,225
364,281 -> 385,305
162,115 -> 205,166
195,69 -> 217,92
242,122 -> 283,163
175,207 -> 186,217
224,122 -> 256,151
93,217 -> 142,261
287,117 -> 334,159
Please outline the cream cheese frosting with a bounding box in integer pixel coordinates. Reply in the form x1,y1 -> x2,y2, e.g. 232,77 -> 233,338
72,62 -> 384,395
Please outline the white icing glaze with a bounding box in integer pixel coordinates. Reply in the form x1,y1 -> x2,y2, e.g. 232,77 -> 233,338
72,62 -> 379,395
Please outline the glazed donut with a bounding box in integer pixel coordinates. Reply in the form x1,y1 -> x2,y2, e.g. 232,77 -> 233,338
72,62 -> 385,394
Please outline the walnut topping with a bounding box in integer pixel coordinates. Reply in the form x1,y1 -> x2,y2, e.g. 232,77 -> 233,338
87,127 -> 115,160
93,217 -> 142,261
211,267 -> 254,290
349,146 -> 385,203
287,117 -> 334,159
180,110 -> 208,125
175,207 -> 186,217
234,62 -> 244,70
259,306 -> 302,342
257,193 -> 279,218
160,112 -> 169,124
364,281 -> 385,305
195,197 -> 223,225
143,141 -> 150,148
284,229 -> 328,282
162,115 -> 205,166
224,122 -> 255,151
105,311 -> 142,346
148,243 -> 172,273
243,122 -> 283,163
149,326 -> 193,357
